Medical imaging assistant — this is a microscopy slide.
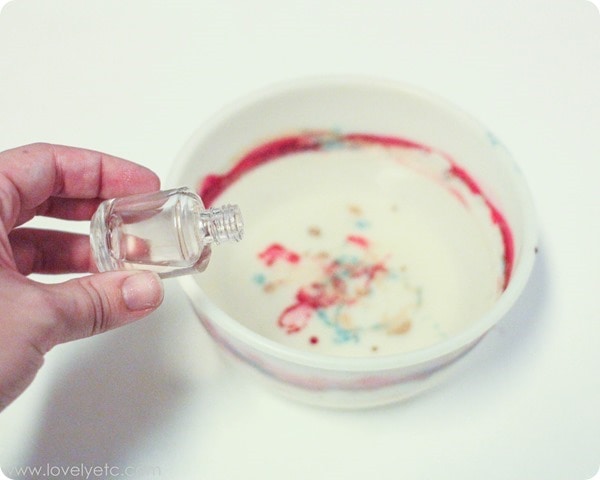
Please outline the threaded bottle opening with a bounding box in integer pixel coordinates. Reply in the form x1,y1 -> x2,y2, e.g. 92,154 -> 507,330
201,204 -> 244,244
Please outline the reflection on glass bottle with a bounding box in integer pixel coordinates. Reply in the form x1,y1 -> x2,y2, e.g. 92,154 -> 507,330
90,187 -> 243,278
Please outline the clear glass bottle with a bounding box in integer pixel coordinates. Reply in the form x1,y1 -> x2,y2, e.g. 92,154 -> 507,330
90,187 -> 243,278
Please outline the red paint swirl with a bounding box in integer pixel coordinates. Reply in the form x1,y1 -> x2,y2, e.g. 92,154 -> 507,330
199,131 -> 514,289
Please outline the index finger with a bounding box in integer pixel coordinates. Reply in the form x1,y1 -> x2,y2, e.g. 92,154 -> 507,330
0,143 -> 161,229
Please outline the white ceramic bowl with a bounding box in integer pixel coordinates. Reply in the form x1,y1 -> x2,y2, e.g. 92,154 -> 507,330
170,77 -> 537,408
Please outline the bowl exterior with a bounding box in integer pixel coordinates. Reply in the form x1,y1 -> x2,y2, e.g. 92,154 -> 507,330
191,304 -> 478,408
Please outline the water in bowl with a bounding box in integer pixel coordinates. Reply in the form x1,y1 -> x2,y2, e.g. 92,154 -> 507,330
194,131 -> 512,357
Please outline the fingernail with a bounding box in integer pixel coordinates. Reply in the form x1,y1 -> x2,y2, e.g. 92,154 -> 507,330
122,272 -> 164,311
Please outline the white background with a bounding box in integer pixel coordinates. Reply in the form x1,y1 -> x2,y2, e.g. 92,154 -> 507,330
0,1 -> 599,479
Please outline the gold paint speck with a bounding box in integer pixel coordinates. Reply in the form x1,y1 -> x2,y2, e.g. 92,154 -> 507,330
263,279 -> 285,293
348,204 -> 362,215
338,313 -> 354,329
308,226 -> 321,237
388,319 -> 412,335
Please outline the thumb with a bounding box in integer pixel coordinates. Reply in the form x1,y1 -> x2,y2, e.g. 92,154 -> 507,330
45,271 -> 164,344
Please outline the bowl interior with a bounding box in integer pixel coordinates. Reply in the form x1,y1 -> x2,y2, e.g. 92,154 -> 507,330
171,78 -> 537,365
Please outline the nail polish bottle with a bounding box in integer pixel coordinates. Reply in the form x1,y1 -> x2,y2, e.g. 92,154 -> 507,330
90,187 -> 243,278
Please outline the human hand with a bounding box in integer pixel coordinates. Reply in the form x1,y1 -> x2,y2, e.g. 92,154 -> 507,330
0,143 -> 164,411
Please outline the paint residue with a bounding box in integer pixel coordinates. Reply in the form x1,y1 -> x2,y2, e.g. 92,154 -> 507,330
199,130 -> 515,348
198,130 -> 513,289
258,243 -> 300,267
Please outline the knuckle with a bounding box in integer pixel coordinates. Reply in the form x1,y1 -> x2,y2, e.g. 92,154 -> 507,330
75,278 -> 111,336
47,277 -> 114,340
27,142 -> 52,151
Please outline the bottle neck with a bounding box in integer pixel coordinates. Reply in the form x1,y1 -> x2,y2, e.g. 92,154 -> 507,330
199,204 -> 244,244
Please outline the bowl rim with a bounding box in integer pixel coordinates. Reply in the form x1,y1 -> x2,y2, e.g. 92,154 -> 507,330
169,75 -> 538,372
